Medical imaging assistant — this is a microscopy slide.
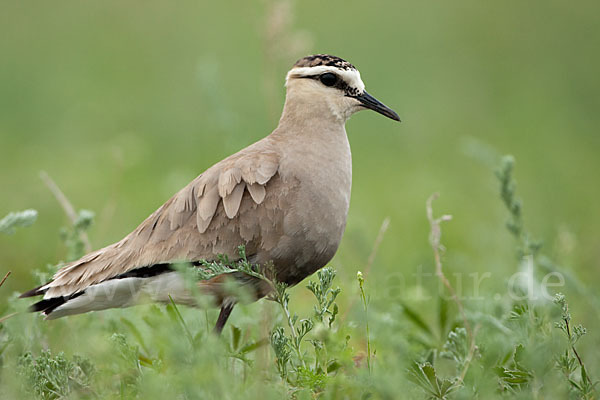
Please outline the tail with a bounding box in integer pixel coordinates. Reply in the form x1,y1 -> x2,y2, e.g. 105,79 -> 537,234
20,282 -> 86,318
19,269 -> 197,320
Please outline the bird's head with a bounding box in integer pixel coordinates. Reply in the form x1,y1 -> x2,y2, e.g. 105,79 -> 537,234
284,54 -> 400,123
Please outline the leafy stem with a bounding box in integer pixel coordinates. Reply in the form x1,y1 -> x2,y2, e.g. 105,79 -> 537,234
273,282 -> 306,369
357,271 -> 372,375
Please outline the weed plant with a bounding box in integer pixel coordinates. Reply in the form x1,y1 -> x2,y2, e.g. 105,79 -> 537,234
0,156 -> 597,399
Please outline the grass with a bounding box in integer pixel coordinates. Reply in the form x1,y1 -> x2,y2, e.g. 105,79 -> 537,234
0,155 -> 598,399
1,0 -> 599,398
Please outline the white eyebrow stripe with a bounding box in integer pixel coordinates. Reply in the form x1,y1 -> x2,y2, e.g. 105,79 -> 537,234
286,65 -> 365,93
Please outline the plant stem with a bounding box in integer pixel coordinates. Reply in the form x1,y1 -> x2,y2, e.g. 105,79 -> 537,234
275,288 -> 306,369
458,324 -> 480,382
40,171 -> 92,253
341,218 -> 390,324
0,312 -> 17,324
0,271 -> 10,288
357,271 -> 372,374
426,194 -> 472,341
427,193 -> 477,384
564,317 -> 593,386
168,295 -> 194,346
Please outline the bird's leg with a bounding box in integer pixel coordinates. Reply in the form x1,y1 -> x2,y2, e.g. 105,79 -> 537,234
213,302 -> 235,335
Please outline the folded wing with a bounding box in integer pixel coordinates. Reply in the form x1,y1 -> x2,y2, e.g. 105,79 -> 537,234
24,143 -> 283,302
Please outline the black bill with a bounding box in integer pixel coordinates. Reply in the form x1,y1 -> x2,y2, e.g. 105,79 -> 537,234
353,91 -> 401,122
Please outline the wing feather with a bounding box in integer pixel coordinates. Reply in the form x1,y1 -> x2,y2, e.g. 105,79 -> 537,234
218,168 -> 242,197
34,142 -> 282,300
247,183 -> 266,204
223,182 -> 246,218
197,184 -> 220,233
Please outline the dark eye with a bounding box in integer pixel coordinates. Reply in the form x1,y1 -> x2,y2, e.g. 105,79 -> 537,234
319,73 -> 338,87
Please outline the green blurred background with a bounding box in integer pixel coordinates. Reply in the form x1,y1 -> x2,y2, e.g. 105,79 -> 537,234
1,0 -> 598,341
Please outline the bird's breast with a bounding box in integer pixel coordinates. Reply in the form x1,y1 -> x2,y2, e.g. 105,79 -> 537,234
268,131 -> 352,284
280,131 -> 352,233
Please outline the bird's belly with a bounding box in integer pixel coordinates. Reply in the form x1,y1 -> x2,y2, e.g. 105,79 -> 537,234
265,175 -> 351,286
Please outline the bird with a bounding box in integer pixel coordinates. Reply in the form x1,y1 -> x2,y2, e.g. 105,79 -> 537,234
21,54 -> 400,333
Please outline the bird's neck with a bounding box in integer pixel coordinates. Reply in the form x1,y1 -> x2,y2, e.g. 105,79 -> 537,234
276,91 -> 348,135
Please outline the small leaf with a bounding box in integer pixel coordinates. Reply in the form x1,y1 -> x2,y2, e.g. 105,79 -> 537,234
231,325 -> 242,351
438,295 -> 449,339
239,338 -> 269,354
421,363 -> 441,394
513,344 -> 525,365
400,302 -> 434,337
0,209 -> 37,235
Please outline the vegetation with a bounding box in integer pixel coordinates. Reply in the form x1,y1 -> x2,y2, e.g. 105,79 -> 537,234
0,155 -> 597,399
1,1 -> 598,398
